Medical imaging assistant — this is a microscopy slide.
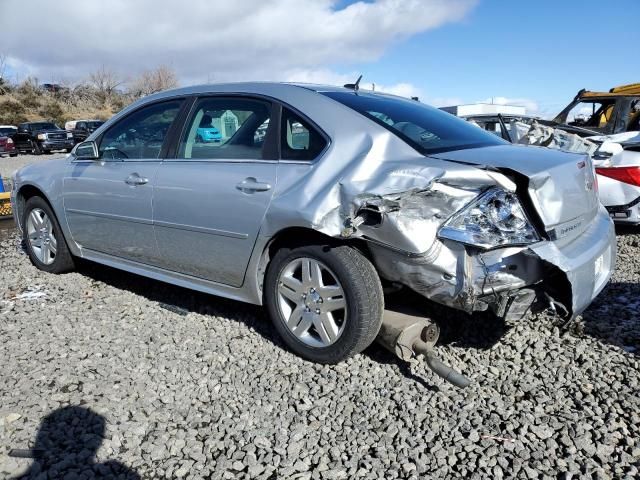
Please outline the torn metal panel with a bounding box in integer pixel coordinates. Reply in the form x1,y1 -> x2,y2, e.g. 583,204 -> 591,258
266,132 -> 512,254
368,239 -> 542,314
529,206 -> 616,316
516,120 -> 599,155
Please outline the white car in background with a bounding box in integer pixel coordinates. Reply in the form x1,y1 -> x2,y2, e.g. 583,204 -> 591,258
458,84 -> 640,225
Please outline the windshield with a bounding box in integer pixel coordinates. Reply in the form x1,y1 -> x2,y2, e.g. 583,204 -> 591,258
87,121 -> 104,129
30,122 -> 60,130
0,127 -> 16,135
322,91 -> 505,154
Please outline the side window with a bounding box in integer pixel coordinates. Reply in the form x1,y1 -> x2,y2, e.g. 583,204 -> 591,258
178,97 -> 272,160
77,122 -> 86,130
99,100 -> 182,160
281,108 -> 327,161
626,99 -> 640,132
566,100 -> 616,129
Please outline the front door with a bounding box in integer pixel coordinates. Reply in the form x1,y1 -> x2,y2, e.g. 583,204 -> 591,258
63,99 -> 183,264
153,96 -> 277,287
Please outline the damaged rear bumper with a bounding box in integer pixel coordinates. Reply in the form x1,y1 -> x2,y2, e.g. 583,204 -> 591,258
369,206 -> 616,319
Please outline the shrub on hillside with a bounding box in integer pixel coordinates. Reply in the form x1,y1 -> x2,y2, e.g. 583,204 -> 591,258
0,98 -> 27,124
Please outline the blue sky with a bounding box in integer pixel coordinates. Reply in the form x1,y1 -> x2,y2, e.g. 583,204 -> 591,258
342,0 -> 640,116
2,0 -> 638,118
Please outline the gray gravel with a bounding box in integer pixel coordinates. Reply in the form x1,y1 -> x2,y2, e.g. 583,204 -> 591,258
0,219 -> 639,479
0,153 -> 65,182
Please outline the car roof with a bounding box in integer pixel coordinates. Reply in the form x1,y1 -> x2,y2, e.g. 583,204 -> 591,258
138,81 -> 408,104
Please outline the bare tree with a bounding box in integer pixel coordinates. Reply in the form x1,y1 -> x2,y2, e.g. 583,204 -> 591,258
88,65 -> 123,104
129,65 -> 178,98
0,54 -> 7,94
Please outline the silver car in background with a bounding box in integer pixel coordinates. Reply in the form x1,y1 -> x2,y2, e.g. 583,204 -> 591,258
11,83 -> 616,363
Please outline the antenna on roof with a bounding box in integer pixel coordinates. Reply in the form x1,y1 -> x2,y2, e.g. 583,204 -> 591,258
344,75 -> 363,91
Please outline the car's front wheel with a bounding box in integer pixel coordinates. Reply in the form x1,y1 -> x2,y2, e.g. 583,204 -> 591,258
265,244 -> 384,364
23,196 -> 75,273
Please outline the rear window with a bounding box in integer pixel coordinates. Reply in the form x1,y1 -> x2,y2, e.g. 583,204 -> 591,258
322,91 -> 505,154
30,122 -> 59,130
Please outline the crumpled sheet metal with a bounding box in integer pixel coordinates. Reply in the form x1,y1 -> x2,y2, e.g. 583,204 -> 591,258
265,130 -> 514,255
316,164 -> 516,254
260,131 -> 572,314
515,120 -> 598,155
369,240 -> 543,313
529,208 -> 615,316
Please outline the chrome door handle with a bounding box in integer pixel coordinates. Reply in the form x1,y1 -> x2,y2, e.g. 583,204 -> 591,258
236,177 -> 272,193
125,173 -> 149,186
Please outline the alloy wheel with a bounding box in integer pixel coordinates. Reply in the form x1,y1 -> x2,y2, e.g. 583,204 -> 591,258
26,208 -> 57,265
276,257 -> 347,347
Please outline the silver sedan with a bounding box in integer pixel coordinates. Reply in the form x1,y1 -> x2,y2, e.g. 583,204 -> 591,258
11,82 -> 616,363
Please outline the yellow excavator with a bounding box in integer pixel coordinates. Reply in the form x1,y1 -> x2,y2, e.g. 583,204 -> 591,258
553,83 -> 640,135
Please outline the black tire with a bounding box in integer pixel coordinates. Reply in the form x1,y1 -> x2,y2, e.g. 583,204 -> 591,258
265,244 -> 384,364
31,141 -> 42,155
65,148 -> 73,153
22,196 -> 75,274
10,153 -> 18,157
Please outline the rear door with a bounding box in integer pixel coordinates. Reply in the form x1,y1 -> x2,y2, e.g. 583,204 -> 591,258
63,99 -> 184,264
153,96 -> 278,286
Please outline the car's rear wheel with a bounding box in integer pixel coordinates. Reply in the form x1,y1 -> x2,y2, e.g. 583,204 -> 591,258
265,244 -> 384,364
23,196 -> 75,273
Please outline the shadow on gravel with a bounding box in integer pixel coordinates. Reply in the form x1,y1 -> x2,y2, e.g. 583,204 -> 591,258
76,259 -> 286,348
578,281 -> 640,356
615,224 -> 640,236
383,288 -> 511,350
76,261 -> 510,388
79,260 -> 513,352
363,345 -> 440,391
9,406 -> 139,479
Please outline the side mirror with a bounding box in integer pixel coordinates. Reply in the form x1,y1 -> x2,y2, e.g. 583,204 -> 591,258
593,141 -> 624,161
75,140 -> 99,160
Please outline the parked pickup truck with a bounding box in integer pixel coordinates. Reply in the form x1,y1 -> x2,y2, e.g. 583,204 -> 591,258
65,119 -> 105,145
13,122 -> 75,154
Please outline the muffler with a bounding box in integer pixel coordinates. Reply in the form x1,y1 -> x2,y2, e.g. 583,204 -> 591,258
377,308 -> 471,388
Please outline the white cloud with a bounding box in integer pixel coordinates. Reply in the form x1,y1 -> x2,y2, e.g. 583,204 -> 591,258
279,68 -> 423,99
0,0 -> 476,87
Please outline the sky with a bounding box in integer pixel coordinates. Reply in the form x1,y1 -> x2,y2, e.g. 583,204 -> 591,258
1,0 -> 638,118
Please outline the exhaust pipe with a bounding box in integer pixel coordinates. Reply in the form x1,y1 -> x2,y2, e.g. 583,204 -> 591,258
376,309 -> 471,388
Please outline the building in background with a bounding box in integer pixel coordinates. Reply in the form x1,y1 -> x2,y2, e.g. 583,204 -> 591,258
440,103 -> 526,117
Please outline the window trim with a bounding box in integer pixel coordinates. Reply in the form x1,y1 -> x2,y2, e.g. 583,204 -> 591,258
279,106 -> 329,162
166,94 -> 278,163
161,92 -> 331,164
93,97 -> 187,162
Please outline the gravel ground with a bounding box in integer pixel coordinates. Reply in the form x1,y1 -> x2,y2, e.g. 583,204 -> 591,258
0,153 -> 65,182
0,219 -> 639,478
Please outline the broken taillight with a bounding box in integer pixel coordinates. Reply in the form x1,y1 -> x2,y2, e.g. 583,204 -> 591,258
596,166 -> 640,187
